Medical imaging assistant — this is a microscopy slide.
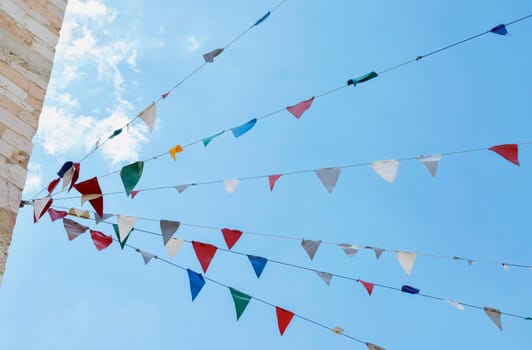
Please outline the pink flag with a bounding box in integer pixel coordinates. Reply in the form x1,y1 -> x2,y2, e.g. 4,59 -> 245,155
286,96 -> 315,119
269,174 -> 282,191
48,208 -> 68,222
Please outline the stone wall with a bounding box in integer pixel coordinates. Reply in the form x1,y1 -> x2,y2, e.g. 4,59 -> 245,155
0,0 -> 67,283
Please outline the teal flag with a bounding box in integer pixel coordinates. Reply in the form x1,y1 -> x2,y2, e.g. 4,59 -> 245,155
120,161 -> 144,196
202,131 -> 225,147
109,128 -> 122,139
113,224 -> 133,249
229,287 -> 251,320
347,71 -> 378,86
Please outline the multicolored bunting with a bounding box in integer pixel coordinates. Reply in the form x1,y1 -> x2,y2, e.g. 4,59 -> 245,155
62,218 -> 88,241
359,280 -> 374,296
221,228 -> 243,250
276,306 -> 294,336
120,161 -> 144,196
366,342 -> 385,350
396,251 -> 417,275
138,102 -> 156,132
203,131 -> 225,147
47,178 -> 60,194
484,306 -> 503,330
231,118 -> 257,138
268,174 -> 282,191
301,239 -> 321,260
253,11 -> 270,27
95,213 -> 113,225
73,177 -> 104,217
489,144 -> 519,166
286,96 -> 314,119
338,243 -> 359,257
446,300 -> 465,311
112,223 -> 133,249
247,255 -> 267,278
166,237 -> 184,258
168,144 -> 183,160
109,128 -> 122,139
315,167 -> 341,193
401,285 -> 420,295
417,154 -> 442,178
187,269 -> 206,301
371,160 -> 399,183
138,249 -> 156,265
203,48 -> 224,63
229,287 -> 252,321
160,220 -> 180,245
224,179 -> 239,194
347,71 -> 378,86
68,207 -> 90,219
315,271 -> 333,285
175,184 -> 194,193
33,196 -> 52,223
117,215 -> 136,244
192,241 -> 218,273
89,229 -> 113,251
490,24 -> 508,35
47,208 -> 68,222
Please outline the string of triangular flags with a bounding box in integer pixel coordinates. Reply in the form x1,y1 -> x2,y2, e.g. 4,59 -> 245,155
47,142 -> 528,204
54,214 -> 531,332
47,204 -> 532,271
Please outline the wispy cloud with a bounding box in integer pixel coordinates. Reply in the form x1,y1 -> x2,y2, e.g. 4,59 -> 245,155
23,164 -> 43,193
187,35 -> 200,52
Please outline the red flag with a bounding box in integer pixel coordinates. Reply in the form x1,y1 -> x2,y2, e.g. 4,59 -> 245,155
359,279 -> 374,296
268,174 -> 282,191
276,306 -> 294,336
47,178 -> 60,194
286,96 -> 314,119
73,177 -> 104,217
69,163 -> 80,191
48,208 -> 68,222
90,230 -> 113,251
192,241 -> 218,273
221,228 -> 243,249
489,144 -> 519,166
131,190 -> 140,199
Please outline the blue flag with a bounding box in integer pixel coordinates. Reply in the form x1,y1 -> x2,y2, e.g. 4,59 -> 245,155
187,269 -> 206,301
247,255 -> 267,278
57,161 -> 73,178
202,131 -> 225,147
231,118 -> 257,138
253,11 -> 270,27
490,24 -> 508,36
401,285 -> 420,295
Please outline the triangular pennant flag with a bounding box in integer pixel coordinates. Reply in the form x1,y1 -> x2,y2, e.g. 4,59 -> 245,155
138,249 -> 156,265
401,285 -> 420,294
62,218 -> 88,241
175,184 -> 195,193
161,91 -> 170,100
315,167 -> 341,193
117,214 -> 136,244
301,239 -> 321,260
95,213 -> 113,225
247,255 -> 267,278
203,48 -> 224,63
47,178 -> 60,194
187,269 -> 206,301
224,179 -> 239,194
484,306 -> 503,330
112,224 -> 133,249
371,160 -> 399,183
221,228 -> 243,249
338,243 -> 359,257
359,280 -> 374,296
502,263 -> 510,271
192,241 -> 218,273
73,177 -> 104,217
202,131 -> 225,147
166,237 -> 184,258
467,259 -> 474,266
89,229 -> 113,251
160,220 -> 180,245
62,163 -> 80,191
231,118 -> 257,138
489,144 -> 519,166
366,342 -> 386,350
417,154 -> 442,178
138,102 -> 156,132
490,24 -> 508,35
33,197 -> 52,223
47,208 -> 68,222
68,208 -> 90,219
396,251 -> 417,275
347,71 -> 378,86
253,11 -> 270,27
446,300 -> 465,311
286,96 -> 315,119
81,193 -> 102,205
130,190 -> 140,199
332,326 -> 344,335
120,161 -> 144,196
276,307 -> 294,336
369,247 -> 385,259
229,287 -> 252,321
168,144 -> 183,160
315,271 -> 333,285
109,128 -> 122,139
57,161 -> 73,178
268,174 -> 282,191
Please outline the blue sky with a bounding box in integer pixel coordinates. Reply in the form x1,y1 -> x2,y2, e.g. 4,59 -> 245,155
1,0 -> 531,349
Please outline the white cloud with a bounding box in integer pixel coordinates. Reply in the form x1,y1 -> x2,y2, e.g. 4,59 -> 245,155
187,35 -> 200,52
23,164 -> 43,193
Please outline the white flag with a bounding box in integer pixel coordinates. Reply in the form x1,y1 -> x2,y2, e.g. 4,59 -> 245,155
175,184 -> 193,193
315,167 -> 341,193
224,179 -> 239,194
117,214 -> 136,243
338,243 -> 359,257
62,165 -> 75,190
95,213 -> 113,225
301,239 -> 321,260
203,48 -> 224,63
417,154 -> 442,178
167,237 -> 184,258
446,300 -> 465,311
139,250 -> 156,265
139,102 -> 156,132
371,160 -> 399,183
81,193 -> 102,205
484,306 -> 503,330
33,197 -> 52,222
315,271 -> 333,285
396,251 -> 417,275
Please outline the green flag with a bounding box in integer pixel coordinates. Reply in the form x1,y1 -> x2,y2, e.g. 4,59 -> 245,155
229,287 -> 251,321
120,161 -> 144,196
113,224 -> 133,249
